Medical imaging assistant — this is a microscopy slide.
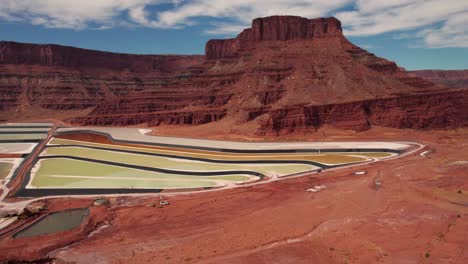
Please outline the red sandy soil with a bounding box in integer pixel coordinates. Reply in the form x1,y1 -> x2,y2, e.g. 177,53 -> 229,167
0,126 -> 466,263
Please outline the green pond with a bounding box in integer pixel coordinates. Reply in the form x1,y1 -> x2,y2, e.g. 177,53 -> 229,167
13,208 -> 89,239
0,162 -> 13,180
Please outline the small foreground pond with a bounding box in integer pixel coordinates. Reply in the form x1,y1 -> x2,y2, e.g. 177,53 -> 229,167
13,208 -> 89,239
0,162 -> 13,180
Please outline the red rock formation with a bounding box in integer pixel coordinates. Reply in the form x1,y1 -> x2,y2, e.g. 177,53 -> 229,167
0,43 -> 204,115
206,16 -> 342,59
258,90 -> 468,135
409,70 -> 468,89
0,41 -> 203,73
0,15 -> 467,134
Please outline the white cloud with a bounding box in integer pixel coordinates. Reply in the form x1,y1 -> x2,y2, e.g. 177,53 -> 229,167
0,0 -> 352,30
336,1 -> 468,35
418,11 -> 468,48
0,0 -> 168,29
204,22 -> 250,35
335,0 -> 468,47
0,0 -> 467,48
151,0 -> 352,30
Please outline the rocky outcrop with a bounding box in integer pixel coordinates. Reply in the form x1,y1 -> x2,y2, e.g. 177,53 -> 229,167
409,70 -> 468,89
72,109 -> 226,126
206,16 -> 342,59
0,15 -> 467,135
258,90 -> 468,135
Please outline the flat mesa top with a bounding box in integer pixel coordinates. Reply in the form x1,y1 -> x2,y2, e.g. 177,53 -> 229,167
57,127 -> 411,151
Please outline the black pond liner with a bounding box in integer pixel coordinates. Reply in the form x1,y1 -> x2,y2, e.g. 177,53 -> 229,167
54,130 -> 405,154
45,144 -> 332,168
0,139 -> 43,143
15,155 -> 269,197
15,154 -> 350,197
12,208 -> 89,239
13,129 -> 406,197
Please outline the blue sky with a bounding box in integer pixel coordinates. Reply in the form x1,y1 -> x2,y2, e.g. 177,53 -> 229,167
1,0 -> 467,70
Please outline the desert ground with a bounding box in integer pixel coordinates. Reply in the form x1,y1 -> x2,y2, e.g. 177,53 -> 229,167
0,123 -> 466,264
0,11 -> 467,264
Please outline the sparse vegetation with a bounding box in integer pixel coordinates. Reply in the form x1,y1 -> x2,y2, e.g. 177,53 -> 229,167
425,252 -> 430,258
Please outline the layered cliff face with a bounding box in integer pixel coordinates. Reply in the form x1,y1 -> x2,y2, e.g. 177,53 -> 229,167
0,42 -> 204,119
409,70 -> 468,89
0,41 -> 204,73
206,16 -> 342,59
257,90 -> 468,135
1,15 -> 467,134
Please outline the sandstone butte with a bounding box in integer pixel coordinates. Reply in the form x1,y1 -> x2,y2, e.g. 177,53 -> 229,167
1,15 -> 467,135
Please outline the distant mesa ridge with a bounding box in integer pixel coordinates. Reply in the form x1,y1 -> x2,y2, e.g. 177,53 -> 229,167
0,40 -> 204,72
0,15 -> 467,134
0,16 -> 343,67
409,70 -> 468,89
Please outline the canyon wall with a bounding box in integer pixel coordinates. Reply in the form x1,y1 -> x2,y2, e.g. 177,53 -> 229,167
257,90 -> 468,135
0,42 -> 205,117
409,70 -> 468,89
1,15 -> 467,135
0,41 -> 203,73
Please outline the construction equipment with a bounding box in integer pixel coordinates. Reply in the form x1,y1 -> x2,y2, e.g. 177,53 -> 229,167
159,200 -> 170,206
306,185 -> 326,192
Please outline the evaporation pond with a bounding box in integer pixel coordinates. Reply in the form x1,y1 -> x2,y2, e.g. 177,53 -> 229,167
13,208 -> 89,238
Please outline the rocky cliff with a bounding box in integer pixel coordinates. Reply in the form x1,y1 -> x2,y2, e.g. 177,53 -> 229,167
1,15 -> 467,134
0,42 -> 204,115
0,41 -> 203,73
206,16 -> 342,59
257,90 -> 468,135
409,70 -> 468,89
